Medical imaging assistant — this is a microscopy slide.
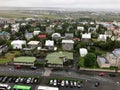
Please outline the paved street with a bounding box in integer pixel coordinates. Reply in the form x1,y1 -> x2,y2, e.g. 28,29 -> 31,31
0,65 -> 120,90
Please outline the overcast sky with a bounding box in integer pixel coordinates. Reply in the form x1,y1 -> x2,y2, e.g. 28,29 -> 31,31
0,0 -> 120,9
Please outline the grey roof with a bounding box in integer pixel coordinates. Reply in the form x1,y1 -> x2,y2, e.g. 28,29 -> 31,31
65,33 -> 74,37
108,52 -> 116,59
98,56 -> 109,64
113,49 -> 120,56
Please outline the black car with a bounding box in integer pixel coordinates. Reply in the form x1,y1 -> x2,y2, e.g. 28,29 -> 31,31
30,66 -> 37,70
109,74 -> 116,77
8,78 -> 13,83
94,82 -> 100,87
2,76 -> 8,83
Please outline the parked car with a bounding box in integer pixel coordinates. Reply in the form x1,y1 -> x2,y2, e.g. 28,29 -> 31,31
61,80 -> 65,87
0,77 -> 3,82
34,78 -> 38,84
65,80 -> 69,87
8,77 -> 13,83
70,81 -> 73,87
31,78 -> 35,84
23,78 -> 27,84
77,81 -> 83,88
2,76 -> 8,83
99,72 -> 105,76
74,81 -> 77,87
49,80 -> 53,85
109,74 -> 116,77
26,78 -> 32,84
15,77 -> 20,83
53,79 -> 57,86
20,78 -> 24,83
30,66 -> 37,70
57,80 -> 61,86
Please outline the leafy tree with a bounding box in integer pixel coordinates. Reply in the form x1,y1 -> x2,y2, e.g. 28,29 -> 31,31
84,53 -> 96,68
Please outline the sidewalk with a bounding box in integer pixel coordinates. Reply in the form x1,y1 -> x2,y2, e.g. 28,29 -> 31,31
80,67 -> 120,72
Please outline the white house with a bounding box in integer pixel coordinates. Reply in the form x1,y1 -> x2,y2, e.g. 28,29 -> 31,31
33,31 -> 41,36
79,48 -> 88,57
52,33 -> 61,40
11,23 -> 20,32
28,41 -> 39,49
98,34 -> 107,41
77,26 -> 84,31
11,40 -> 26,49
62,40 -> 74,50
82,33 -> 91,41
45,40 -> 54,50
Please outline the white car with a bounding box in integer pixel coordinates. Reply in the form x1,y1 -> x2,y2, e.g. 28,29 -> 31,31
7,86 -> 11,90
61,80 -> 65,87
65,80 -> 69,86
49,80 -> 53,85
53,79 -> 57,86
74,81 -> 77,87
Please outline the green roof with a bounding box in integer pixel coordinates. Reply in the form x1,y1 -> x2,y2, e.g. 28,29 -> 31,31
13,85 -> 31,90
14,56 -> 36,63
46,51 -> 73,65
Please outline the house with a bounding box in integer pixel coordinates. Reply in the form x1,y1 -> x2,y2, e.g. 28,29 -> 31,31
3,25 -> 9,29
46,27 -> 54,33
79,48 -> 88,57
88,27 -> 96,32
33,30 -> 41,36
13,56 -> 36,66
112,49 -> 120,58
22,48 -> 33,55
105,30 -> 112,38
11,23 -> 20,33
62,40 -> 74,50
98,34 -> 107,41
38,34 -> 46,39
81,33 -> 91,41
45,40 -> 54,50
45,51 -> 73,67
52,33 -> 61,40
65,33 -> 74,40
0,31 -> 10,40
25,32 -> 33,40
6,19 -> 16,24
28,41 -> 40,49
0,45 -> 8,55
106,52 -> 117,66
77,26 -> 84,31
97,56 -> 110,68
112,49 -> 120,68
11,40 -> 26,49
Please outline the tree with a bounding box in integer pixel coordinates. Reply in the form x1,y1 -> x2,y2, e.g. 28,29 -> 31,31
84,53 -> 96,68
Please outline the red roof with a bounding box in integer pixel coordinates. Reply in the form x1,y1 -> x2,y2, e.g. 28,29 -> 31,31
38,34 -> 46,39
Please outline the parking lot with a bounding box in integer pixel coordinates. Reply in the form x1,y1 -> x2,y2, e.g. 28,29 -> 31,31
0,75 -> 41,90
48,78 -> 120,90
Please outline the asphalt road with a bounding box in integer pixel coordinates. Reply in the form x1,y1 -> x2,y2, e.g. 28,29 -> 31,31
0,65 -> 120,90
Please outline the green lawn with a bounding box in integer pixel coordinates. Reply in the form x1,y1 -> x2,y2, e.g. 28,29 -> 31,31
0,51 -> 21,64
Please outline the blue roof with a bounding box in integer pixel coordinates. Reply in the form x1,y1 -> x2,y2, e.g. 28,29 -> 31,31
0,31 -> 9,35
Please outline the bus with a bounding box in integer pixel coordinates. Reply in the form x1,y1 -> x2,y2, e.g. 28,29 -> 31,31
0,83 -> 11,90
13,85 -> 31,90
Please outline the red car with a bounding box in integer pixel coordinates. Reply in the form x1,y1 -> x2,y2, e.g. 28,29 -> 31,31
98,72 -> 105,76
15,65 -> 21,69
